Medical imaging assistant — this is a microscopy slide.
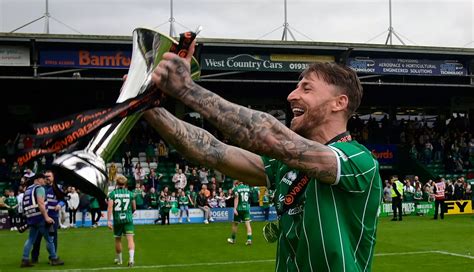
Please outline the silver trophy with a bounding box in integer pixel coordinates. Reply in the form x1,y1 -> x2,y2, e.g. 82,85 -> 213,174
52,28 -> 200,208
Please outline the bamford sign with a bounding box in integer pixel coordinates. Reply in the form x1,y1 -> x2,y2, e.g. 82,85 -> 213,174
201,53 -> 334,72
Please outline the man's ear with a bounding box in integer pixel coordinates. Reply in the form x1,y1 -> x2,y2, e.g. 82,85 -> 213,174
333,94 -> 349,112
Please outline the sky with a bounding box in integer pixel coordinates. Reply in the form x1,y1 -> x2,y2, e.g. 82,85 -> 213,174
0,0 -> 473,48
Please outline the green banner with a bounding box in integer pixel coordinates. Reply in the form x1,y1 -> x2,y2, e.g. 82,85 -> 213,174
200,53 -> 334,72
380,202 -> 434,217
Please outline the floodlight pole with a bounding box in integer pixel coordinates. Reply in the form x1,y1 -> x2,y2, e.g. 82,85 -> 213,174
10,0 -> 81,34
281,0 -> 296,41
44,0 -> 50,34
384,0 -> 405,45
169,0 -> 176,37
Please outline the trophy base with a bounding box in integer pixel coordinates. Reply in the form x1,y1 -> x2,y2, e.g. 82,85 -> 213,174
52,151 -> 109,210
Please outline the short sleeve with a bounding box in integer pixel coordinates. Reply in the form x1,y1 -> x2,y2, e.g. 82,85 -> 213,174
328,142 -> 379,193
35,187 -> 45,198
261,156 -> 280,189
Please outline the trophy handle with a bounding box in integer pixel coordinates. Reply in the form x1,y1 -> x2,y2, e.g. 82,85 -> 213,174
53,28 -> 200,209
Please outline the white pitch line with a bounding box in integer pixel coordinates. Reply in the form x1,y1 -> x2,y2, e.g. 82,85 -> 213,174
375,250 -> 474,259
36,259 -> 275,272
434,250 -> 474,260
34,250 -> 474,271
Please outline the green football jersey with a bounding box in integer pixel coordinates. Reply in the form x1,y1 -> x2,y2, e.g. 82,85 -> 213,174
234,184 -> 251,211
262,140 -> 382,272
108,188 -> 134,224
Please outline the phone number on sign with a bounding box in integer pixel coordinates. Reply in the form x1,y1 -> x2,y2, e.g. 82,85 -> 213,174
289,63 -> 310,70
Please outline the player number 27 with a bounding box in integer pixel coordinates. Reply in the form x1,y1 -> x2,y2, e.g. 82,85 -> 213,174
114,198 -> 130,211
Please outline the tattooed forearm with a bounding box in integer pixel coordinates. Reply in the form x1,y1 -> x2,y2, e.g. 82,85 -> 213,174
178,82 -> 338,183
143,108 -> 227,169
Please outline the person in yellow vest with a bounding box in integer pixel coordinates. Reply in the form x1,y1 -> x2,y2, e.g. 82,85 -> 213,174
391,175 -> 404,221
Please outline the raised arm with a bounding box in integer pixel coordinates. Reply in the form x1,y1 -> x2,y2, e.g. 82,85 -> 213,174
143,108 -> 266,186
151,49 -> 337,183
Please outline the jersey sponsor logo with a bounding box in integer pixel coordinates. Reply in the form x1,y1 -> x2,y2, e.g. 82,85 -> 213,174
284,175 -> 309,206
281,171 -> 297,186
287,205 -> 303,215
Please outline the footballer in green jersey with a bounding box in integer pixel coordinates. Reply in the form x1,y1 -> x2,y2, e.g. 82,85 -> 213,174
107,175 -> 136,267
227,181 -> 253,245
144,48 -> 380,271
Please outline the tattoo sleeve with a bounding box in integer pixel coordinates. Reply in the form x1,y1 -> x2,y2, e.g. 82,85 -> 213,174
176,82 -> 337,183
143,108 -> 226,168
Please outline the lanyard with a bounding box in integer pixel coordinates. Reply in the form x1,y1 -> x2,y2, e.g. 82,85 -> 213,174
278,131 -> 351,216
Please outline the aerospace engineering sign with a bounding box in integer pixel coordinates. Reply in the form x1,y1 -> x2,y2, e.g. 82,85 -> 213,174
349,57 -> 467,76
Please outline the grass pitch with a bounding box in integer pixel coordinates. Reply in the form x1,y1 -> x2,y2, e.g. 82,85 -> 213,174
0,215 -> 472,271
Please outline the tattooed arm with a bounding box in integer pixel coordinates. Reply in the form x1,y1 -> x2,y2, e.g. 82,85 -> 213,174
151,46 -> 337,184
143,108 -> 267,186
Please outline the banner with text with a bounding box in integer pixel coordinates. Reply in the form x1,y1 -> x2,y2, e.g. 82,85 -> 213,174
40,49 -> 131,69
201,53 -> 334,72
0,45 -> 30,66
364,144 -> 397,168
445,200 -> 473,215
380,202 -> 435,217
349,58 -> 467,76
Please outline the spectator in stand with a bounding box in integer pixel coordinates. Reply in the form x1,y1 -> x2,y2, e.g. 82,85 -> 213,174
445,180 -> 455,200
454,177 -> 466,200
4,189 -> 19,231
145,187 -> 159,209
413,186 -> 423,215
158,192 -> 171,225
209,177 -> 218,193
145,139 -> 157,163
403,178 -> 415,203
133,163 -> 146,186
465,181 -> 472,200
67,187 -> 79,228
123,151 -> 133,177
390,176 -> 404,221
208,191 -> 219,208
0,157 -> 9,183
169,191 -> 179,218
78,191 -> 90,227
108,163 -> 117,186
178,190 -> 191,223
172,168 -> 187,191
196,185 -> 213,224
198,167 -> 209,188
383,180 -> 392,203
16,185 -> 25,228
157,139 -> 168,160
217,189 -> 227,208
146,168 -> 162,191
133,184 -> 146,210
89,196 -> 101,228
423,139 -> 434,164
186,184 -> 197,208
188,168 -> 200,191
214,169 -> 224,189
433,178 -> 446,220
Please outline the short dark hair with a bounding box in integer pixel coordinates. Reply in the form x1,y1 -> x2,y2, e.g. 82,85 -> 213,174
300,62 -> 363,118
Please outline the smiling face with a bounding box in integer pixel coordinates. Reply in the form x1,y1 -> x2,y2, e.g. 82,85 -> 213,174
287,72 -> 340,138
287,62 -> 363,140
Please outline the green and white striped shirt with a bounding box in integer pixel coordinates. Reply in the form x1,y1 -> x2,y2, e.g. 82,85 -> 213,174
263,140 -> 382,272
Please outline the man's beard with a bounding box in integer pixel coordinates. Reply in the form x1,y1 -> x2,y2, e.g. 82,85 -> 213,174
290,103 -> 329,138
